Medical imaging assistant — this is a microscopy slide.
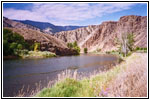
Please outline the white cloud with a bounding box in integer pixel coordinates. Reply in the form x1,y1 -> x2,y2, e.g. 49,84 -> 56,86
3,3 -> 138,25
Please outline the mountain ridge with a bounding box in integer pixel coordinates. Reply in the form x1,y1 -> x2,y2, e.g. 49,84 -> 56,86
13,19 -> 85,34
55,15 -> 147,52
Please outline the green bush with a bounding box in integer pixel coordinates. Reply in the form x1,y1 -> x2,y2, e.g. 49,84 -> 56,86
37,78 -> 82,97
67,43 -> 73,49
74,46 -> 80,55
67,41 -> 80,55
3,28 -> 30,56
84,48 -> 88,53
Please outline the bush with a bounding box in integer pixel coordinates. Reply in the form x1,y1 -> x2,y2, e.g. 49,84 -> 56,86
74,46 -> 80,55
67,41 -> 80,55
37,78 -> 82,97
84,48 -> 88,53
3,28 -> 30,56
67,43 -> 73,49
34,43 -> 40,51
96,48 -> 101,52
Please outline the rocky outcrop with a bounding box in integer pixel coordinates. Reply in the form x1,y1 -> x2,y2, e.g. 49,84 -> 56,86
55,25 -> 99,45
55,15 -> 147,52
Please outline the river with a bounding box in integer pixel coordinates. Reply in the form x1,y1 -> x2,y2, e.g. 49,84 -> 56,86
3,54 -> 119,97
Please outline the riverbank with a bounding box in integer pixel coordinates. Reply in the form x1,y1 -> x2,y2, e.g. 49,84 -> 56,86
4,51 -> 57,60
34,53 -> 147,97
21,51 -> 56,59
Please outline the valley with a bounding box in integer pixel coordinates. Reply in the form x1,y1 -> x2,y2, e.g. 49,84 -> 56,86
3,14 -> 147,97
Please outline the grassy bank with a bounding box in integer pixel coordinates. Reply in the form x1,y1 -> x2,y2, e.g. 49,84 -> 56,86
35,53 -> 147,97
20,51 -> 56,59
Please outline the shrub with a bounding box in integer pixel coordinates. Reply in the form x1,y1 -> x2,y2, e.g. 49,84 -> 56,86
34,43 -> 40,52
17,44 -> 23,50
3,28 -> 30,56
74,46 -> 80,55
96,48 -> 101,52
84,48 -> 88,53
67,41 -> 80,55
67,43 -> 73,49
37,78 -> 82,97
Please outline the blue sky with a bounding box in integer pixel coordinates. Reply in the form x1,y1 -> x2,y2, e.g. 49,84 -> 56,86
3,3 -> 147,26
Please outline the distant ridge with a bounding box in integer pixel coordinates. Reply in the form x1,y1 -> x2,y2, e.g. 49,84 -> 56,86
13,19 -> 85,34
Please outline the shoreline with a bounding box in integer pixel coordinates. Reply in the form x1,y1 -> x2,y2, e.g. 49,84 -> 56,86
35,53 -> 147,97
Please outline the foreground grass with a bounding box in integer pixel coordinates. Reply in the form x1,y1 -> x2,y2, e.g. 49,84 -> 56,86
35,53 -> 147,97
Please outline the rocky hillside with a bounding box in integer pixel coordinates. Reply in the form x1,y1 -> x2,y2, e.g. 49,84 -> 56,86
55,15 -> 147,52
3,17 -> 79,56
14,19 -> 84,34
3,17 -> 40,31
4,27 -> 78,56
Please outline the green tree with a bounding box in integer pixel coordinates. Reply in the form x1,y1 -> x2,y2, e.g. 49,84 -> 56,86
74,46 -> 80,55
67,41 -> 80,55
73,41 -> 77,47
84,48 -> 88,53
34,43 -> 40,51
67,43 -> 73,49
127,33 -> 135,51
3,28 -> 30,56
10,42 -> 17,49
118,33 -> 135,57
17,44 -> 23,50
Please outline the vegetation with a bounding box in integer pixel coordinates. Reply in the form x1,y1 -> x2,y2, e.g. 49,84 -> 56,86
3,28 -> 30,56
135,47 -> 147,53
84,48 -> 88,53
22,51 -> 56,59
35,53 -> 147,97
3,29 -> 56,58
67,41 -> 80,55
34,43 -> 40,52
117,33 -> 135,57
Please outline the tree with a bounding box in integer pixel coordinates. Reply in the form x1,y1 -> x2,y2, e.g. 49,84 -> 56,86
10,42 -> 17,49
17,44 -> 23,50
74,46 -> 80,55
67,43 -> 73,49
73,41 -> 77,47
118,32 -> 135,57
34,43 -> 40,51
3,28 -> 30,56
84,48 -> 88,53
127,33 -> 135,51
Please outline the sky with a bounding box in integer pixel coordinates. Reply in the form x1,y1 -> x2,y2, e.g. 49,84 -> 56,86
3,3 -> 147,26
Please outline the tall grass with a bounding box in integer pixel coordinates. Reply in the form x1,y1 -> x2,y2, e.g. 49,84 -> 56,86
107,53 -> 147,97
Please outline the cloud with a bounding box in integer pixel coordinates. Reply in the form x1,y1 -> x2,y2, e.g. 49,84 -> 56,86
3,3 -> 138,25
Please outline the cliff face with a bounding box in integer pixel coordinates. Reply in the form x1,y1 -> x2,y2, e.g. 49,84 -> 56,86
55,15 -> 147,52
55,25 -> 99,45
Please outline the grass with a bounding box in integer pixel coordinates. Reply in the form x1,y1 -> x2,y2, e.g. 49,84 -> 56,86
107,53 -> 147,97
16,53 -> 147,97
35,64 -> 123,97
20,51 -> 56,59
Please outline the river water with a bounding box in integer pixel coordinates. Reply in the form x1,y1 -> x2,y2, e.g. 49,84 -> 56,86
3,54 -> 119,97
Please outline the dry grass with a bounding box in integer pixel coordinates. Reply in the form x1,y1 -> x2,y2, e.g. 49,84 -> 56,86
107,53 -> 147,97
